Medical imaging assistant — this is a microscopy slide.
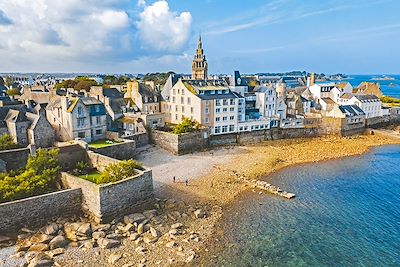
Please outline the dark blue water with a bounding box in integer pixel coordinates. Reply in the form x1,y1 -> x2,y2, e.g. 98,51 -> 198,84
207,145 -> 400,267
342,75 -> 400,98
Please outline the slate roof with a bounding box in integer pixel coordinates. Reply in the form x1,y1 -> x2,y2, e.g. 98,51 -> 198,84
353,94 -> 380,102
103,88 -> 123,98
339,105 -> 365,116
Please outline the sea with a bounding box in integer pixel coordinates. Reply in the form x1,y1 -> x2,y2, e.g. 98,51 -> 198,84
337,74 -> 400,98
204,145 -> 400,267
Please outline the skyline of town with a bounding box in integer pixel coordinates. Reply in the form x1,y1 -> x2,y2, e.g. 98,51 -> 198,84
1,0 -> 400,74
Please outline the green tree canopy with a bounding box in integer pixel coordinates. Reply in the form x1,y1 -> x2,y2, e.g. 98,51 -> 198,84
172,117 -> 201,134
0,134 -> 19,151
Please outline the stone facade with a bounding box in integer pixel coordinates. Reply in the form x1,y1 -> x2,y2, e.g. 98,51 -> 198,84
0,189 -> 82,233
56,144 -> 88,171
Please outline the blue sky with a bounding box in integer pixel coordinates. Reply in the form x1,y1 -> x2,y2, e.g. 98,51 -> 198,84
0,0 -> 399,74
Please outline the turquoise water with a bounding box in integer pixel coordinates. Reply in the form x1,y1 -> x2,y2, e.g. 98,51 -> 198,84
206,145 -> 400,267
343,75 -> 400,98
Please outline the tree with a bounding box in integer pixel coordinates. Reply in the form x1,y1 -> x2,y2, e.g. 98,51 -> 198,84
0,148 -> 61,203
7,88 -> 21,96
0,134 -> 18,151
98,159 -> 143,184
74,80 -> 97,91
172,118 -> 201,134
4,76 -> 13,87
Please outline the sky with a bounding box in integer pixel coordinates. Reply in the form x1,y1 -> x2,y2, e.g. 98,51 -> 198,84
0,0 -> 399,74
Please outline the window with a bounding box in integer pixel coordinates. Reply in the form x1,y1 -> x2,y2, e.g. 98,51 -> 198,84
96,129 -> 102,135
223,108 -> 227,112
216,108 -> 221,113
96,116 -> 100,125
95,105 -> 100,112
223,99 -> 228,106
181,97 -> 184,104
223,116 -> 227,121
214,126 -> 221,134
77,118 -> 85,127
78,132 -> 85,138
172,96 -> 176,103
229,125 -> 235,132
216,100 -> 221,106
205,107 -> 209,114
175,114 -> 178,120
191,107 -> 194,114
77,106 -> 83,116
182,106 -> 185,112
222,125 -> 228,133
175,105 -> 178,112
230,116 -> 234,121
187,97 -> 191,104
230,107 -> 235,112
230,99 -> 235,105
205,117 -> 209,124
173,89 -> 176,95
216,117 -> 220,122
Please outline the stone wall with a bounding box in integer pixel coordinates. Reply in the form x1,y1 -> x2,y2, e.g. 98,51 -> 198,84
89,140 -> 136,160
366,115 -> 400,128
86,151 -> 119,172
150,129 -> 209,155
0,189 -> 82,233
0,147 -> 30,171
56,144 -> 88,171
61,169 -> 153,223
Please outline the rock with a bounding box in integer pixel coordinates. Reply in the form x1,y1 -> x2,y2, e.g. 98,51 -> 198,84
170,223 -> 184,229
77,223 -> 92,236
121,264 -> 134,267
143,234 -> 158,244
108,253 -> 122,264
28,243 -> 49,252
0,235 -> 12,243
92,224 -> 111,232
92,231 -> 106,240
106,233 -> 123,240
80,240 -> 94,250
165,241 -> 176,248
138,264 -> 145,267
137,223 -> 144,235
21,228 -> 35,234
186,253 -> 196,263
16,239 -> 32,252
143,209 -> 157,219
140,258 -> 147,263
177,246 -> 183,252
48,236 -> 67,250
41,223 -> 59,236
164,199 -> 176,209
129,233 -> 139,241
150,227 -> 160,238
97,238 -> 120,249
46,248 -> 65,258
134,237 -> 143,246
123,223 -> 134,233
123,213 -> 146,224
10,251 -> 26,258
27,253 -> 53,267
30,234 -> 52,244
194,209 -> 206,218
169,229 -> 183,236
24,251 -> 38,262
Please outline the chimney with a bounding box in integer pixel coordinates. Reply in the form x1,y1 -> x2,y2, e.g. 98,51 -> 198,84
61,96 -> 69,111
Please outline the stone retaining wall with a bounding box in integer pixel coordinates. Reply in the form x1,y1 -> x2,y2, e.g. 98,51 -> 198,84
87,151 -> 119,172
57,144 -> 88,171
150,129 -> 209,155
0,147 -> 30,171
61,169 -> 153,223
89,140 -> 136,160
366,115 -> 400,128
0,189 -> 82,233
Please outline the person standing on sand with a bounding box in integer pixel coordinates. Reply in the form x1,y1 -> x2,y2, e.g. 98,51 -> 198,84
185,179 -> 188,186
173,176 -> 176,183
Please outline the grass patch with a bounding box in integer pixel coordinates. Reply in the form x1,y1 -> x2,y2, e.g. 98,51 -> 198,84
79,170 -> 102,184
88,139 -> 122,149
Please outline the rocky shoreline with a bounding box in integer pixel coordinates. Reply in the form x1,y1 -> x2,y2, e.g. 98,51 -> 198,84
1,132 -> 400,266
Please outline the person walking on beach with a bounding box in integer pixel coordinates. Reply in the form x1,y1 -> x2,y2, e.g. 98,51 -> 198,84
173,176 -> 176,183
185,179 -> 188,186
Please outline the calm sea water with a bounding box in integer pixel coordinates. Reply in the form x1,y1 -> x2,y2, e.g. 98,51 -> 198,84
342,74 -> 400,98
205,145 -> 400,267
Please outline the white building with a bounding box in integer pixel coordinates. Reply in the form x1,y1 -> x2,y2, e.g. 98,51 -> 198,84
345,94 -> 383,119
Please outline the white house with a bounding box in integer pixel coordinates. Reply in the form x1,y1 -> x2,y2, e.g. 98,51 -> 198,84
345,94 -> 383,119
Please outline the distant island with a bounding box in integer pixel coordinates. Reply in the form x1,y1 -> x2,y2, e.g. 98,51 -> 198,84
371,76 -> 395,81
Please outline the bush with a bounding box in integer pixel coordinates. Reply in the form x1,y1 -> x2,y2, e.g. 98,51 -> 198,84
380,96 -> 400,104
0,134 -> 19,151
72,161 -> 91,176
97,160 -> 143,184
0,149 -> 61,203
172,118 -> 201,134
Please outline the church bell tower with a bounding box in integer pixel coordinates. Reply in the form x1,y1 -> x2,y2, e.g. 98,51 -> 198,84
191,34 -> 208,80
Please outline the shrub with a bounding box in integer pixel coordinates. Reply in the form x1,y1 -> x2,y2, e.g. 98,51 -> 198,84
97,159 -> 143,184
72,161 -> 91,176
0,149 -> 61,203
0,134 -> 19,151
172,118 -> 201,134
380,96 -> 400,104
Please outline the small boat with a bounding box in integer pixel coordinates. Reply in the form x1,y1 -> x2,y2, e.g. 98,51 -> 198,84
388,83 -> 397,87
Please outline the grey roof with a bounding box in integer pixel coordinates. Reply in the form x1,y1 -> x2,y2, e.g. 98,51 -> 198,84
197,92 -> 239,100
138,83 -> 160,103
353,94 -> 380,101
339,105 -> 365,116
103,88 -> 123,98
80,97 -> 102,106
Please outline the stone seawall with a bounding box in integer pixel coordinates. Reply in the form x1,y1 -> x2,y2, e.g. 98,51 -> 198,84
90,140 -> 136,160
0,189 -> 82,233
366,115 -> 400,128
151,129 -> 209,155
0,147 -> 30,171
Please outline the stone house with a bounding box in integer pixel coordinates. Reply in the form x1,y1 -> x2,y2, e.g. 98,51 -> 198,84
46,96 -> 107,143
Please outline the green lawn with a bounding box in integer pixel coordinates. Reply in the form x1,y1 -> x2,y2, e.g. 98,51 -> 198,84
79,170 -> 102,184
88,139 -> 122,149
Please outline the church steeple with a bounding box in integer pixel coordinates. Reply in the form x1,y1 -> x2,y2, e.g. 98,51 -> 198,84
192,34 -> 208,80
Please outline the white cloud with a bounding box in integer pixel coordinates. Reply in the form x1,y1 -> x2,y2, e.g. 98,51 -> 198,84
137,0 -> 192,52
92,10 -> 129,29
137,0 -> 146,7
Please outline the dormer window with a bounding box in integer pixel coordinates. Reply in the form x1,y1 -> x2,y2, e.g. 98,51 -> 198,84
77,106 -> 83,116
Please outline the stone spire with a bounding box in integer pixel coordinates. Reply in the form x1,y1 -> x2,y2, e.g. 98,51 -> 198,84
192,34 -> 208,80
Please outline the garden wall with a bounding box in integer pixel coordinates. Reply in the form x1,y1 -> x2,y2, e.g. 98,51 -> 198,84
61,169 -> 153,223
89,140 -> 136,160
0,189 -> 82,233
86,151 -> 119,172
57,144 -> 88,171
150,129 -> 209,155
0,147 -> 30,171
